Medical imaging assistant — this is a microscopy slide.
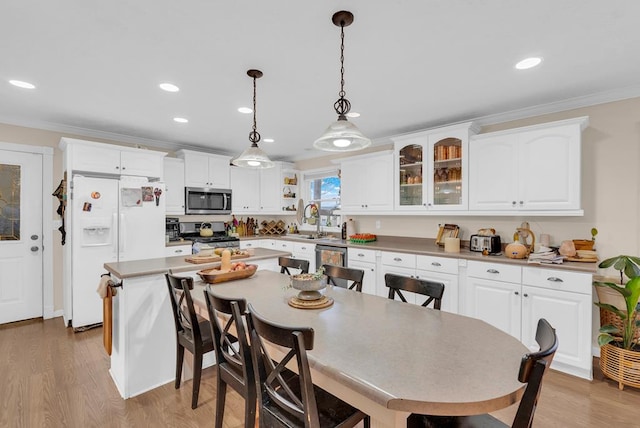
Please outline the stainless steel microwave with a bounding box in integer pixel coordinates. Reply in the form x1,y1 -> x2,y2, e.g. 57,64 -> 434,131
185,187 -> 232,215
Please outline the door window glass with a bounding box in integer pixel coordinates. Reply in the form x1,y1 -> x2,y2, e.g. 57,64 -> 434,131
0,164 -> 20,241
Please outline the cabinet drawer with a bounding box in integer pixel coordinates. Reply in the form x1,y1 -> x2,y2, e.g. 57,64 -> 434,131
467,260 -> 521,283
275,240 -> 294,251
416,255 -> 458,275
293,242 -> 315,255
165,245 -> 192,257
348,248 -> 376,264
381,252 -> 416,269
522,267 -> 592,295
240,240 -> 260,249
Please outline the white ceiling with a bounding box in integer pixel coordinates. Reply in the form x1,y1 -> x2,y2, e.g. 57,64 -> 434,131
2,1 -> 640,161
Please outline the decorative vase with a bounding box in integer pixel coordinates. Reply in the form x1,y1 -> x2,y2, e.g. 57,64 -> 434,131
290,274 -> 327,301
600,343 -> 640,390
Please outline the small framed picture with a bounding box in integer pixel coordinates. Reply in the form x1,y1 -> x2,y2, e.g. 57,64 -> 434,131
141,186 -> 154,202
436,224 -> 459,246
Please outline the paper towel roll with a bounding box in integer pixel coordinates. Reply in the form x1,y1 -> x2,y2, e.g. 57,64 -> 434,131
444,237 -> 460,253
346,219 -> 356,238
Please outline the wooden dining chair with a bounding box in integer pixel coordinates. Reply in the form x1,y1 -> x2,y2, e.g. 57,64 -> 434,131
247,304 -> 370,428
407,318 -> 559,428
165,273 -> 215,409
323,264 -> 365,292
279,257 -> 310,275
385,273 -> 445,309
203,286 -> 256,428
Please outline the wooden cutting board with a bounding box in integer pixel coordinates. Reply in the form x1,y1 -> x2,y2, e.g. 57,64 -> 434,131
185,253 -> 250,264
566,256 -> 598,263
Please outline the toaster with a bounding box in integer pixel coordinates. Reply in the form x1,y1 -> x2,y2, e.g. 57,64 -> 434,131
470,234 -> 502,254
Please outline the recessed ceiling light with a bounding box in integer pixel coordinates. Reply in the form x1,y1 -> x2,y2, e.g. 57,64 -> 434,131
346,111 -> 360,118
159,82 -> 180,92
238,107 -> 253,114
263,138 -> 275,143
173,117 -> 188,123
9,80 -> 36,89
515,57 -> 542,70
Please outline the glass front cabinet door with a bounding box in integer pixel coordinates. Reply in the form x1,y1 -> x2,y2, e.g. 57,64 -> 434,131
393,122 -> 479,211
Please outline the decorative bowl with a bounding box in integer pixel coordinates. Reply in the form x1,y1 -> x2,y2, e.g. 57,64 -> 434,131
290,274 -> 327,300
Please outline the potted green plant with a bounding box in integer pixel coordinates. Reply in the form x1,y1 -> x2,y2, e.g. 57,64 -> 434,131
594,255 -> 640,390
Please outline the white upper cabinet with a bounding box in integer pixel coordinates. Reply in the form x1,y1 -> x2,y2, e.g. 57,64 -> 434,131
392,123 -> 479,211
230,167 -> 260,213
469,117 -> 587,213
229,162 -> 295,215
176,149 -> 231,189
340,151 -> 394,213
61,138 -> 166,179
164,157 -> 185,215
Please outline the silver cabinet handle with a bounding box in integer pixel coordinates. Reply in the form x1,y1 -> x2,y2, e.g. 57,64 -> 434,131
393,257 -> 402,262
514,291 -> 519,295
431,262 -> 441,267
175,249 -> 183,253
487,269 -> 500,274
301,246 -> 307,250
523,293 -> 529,297
358,253 -> 365,257
31,246 -> 39,252
512,201 -> 516,205
547,277 -> 563,282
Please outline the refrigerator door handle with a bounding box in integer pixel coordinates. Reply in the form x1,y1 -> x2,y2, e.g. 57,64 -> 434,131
120,213 -> 126,254
112,213 -> 118,254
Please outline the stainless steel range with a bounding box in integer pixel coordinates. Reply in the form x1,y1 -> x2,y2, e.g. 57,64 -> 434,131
179,221 -> 240,248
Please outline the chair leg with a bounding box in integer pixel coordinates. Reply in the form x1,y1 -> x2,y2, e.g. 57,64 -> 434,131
191,352 -> 203,409
244,386 -> 257,428
215,375 -> 227,428
364,415 -> 370,428
175,344 -> 185,389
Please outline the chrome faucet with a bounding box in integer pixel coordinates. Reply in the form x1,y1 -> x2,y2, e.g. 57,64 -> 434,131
303,203 -> 324,238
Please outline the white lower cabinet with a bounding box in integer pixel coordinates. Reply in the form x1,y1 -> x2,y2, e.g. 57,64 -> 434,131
348,248 -> 377,296
415,255 -> 459,314
465,261 -> 592,379
165,244 -> 192,257
378,252 -> 419,302
293,242 -> 316,274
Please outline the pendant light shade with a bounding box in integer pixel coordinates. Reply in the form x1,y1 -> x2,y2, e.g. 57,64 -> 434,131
232,69 -> 274,169
314,11 -> 371,152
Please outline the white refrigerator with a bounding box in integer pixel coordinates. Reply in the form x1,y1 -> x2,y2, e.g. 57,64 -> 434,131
69,175 -> 166,329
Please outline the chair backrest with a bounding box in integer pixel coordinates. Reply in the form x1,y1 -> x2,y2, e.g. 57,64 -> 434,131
203,285 -> 254,387
247,304 -> 320,427
165,273 -> 203,343
384,273 -> 445,309
323,264 -> 364,292
512,318 -> 559,428
279,257 -> 310,276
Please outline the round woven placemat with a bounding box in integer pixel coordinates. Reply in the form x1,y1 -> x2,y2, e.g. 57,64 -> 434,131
288,295 -> 334,309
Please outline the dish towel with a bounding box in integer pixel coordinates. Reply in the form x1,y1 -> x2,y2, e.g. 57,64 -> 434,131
97,273 -> 116,356
96,273 -> 117,298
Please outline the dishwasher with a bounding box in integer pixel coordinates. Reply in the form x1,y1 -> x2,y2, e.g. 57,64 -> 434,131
315,244 -> 348,288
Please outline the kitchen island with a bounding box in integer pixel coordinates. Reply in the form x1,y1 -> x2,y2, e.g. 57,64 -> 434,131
103,247 -> 290,399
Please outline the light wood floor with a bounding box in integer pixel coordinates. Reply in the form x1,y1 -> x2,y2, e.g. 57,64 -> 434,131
1,318 -> 639,428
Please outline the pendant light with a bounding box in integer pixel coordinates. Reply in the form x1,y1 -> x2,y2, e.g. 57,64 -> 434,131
232,69 -> 274,169
314,11 -> 371,152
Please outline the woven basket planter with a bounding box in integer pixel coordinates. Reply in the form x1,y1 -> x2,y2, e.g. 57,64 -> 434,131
600,343 -> 640,390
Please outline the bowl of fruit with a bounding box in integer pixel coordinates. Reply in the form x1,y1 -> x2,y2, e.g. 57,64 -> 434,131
197,262 -> 257,284
290,268 -> 327,301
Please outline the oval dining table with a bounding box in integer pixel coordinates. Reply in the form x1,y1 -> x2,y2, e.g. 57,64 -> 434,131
191,270 -> 528,428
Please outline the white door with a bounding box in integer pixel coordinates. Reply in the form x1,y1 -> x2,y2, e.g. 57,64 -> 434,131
464,277 -> 522,339
0,150 -> 43,324
468,134 -> 519,210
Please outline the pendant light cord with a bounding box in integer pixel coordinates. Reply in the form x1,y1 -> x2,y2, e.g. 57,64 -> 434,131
334,20 -> 351,116
249,75 -> 260,145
